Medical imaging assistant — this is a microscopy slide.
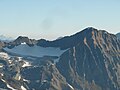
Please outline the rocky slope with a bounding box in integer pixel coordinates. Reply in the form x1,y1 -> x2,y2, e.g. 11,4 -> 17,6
0,52 -> 73,90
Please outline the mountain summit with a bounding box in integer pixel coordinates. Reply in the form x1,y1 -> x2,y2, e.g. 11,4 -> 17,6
57,28 -> 120,90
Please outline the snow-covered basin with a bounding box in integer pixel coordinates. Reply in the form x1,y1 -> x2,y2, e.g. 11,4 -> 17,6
4,44 -> 67,57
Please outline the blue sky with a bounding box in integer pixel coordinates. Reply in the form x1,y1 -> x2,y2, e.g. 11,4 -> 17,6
0,0 -> 120,40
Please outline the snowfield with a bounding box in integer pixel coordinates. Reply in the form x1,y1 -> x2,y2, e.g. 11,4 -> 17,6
4,44 -> 66,57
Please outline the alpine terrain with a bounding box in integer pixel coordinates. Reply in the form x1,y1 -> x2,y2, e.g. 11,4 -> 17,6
0,27 -> 120,90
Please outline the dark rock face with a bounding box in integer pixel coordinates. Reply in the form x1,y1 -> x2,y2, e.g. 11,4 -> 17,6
37,28 -> 99,49
7,36 -> 37,48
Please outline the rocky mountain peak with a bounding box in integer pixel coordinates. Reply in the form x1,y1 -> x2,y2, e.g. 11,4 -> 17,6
14,36 -> 30,44
80,28 -> 118,49
16,36 -> 29,41
6,36 -> 37,48
57,28 -> 120,90
37,27 -> 118,51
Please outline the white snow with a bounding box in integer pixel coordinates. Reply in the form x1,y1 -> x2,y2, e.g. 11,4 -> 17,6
21,86 -> 27,90
1,79 -> 6,83
67,83 -> 74,90
21,42 -> 26,45
23,79 -> 29,82
4,44 -> 66,57
43,80 -> 47,83
17,75 -> 21,80
14,73 -> 21,80
22,61 -> 31,68
8,60 -> 12,64
0,64 -> 3,68
7,84 -> 16,90
0,73 -> 4,76
41,80 -> 47,84
0,52 -> 10,59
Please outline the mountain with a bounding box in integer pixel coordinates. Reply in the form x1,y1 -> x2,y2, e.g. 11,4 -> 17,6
0,27 -> 120,90
116,33 -> 120,39
0,35 -> 14,42
57,28 -> 120,90
7,36 -> 37,48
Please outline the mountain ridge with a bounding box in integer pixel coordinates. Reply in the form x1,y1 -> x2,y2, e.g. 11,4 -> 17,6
0,27 -> 120,90
5,27 -> 117,49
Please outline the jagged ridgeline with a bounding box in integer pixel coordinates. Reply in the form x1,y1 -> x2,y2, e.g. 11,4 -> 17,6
0,27 -> 120,90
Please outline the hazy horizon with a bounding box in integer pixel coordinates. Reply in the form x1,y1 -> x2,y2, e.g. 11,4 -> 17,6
0,0 -> 120,40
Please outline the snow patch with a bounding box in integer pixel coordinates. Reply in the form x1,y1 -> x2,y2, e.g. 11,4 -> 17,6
4,45 -> 66,57
22,61 -> 31,68
0,64 -> 3,68
21,86 -> 27,90
1,79 -> 6,83
0,73 -> 4,76
23,79 -> 29,82
7,84 -> 17,90
41,80 -> 47,84
18,76 -> 21,80
42,80 -> 47,83
67,83 -> 74,90
21,42 -> 26,45
8,60 -> 12,64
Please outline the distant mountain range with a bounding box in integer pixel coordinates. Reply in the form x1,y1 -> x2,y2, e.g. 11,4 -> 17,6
0,35 -> 14,42
0,27 -> 120,90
